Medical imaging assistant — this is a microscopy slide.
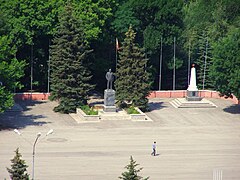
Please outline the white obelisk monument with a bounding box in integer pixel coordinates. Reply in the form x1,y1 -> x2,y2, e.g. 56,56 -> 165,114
186,64 -> 202,101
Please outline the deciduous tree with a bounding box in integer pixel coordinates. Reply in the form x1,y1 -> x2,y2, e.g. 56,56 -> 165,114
211,27 -> 240,99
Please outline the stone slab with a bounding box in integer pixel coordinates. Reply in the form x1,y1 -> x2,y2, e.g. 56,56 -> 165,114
104,89 -> 115,106
103,105 -> 117,112
186,90 -> 202,101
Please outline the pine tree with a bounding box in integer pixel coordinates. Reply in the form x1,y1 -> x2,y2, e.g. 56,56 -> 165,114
195,31 -> 214,90
119,156 -> 149,180
50,3 -> 94,113
115,26 -> 151,111
7,148 -> 29,180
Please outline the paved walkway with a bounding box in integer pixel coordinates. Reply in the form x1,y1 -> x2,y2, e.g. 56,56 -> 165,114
0,99 -> 239,179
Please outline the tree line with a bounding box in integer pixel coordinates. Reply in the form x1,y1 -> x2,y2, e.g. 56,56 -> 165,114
0,0 -> 239,112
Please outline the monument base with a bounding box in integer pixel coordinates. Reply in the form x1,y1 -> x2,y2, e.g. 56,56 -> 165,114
104,89 -> 115,106
170,98 -> 217,108
186,90 -> 202,101
103,105 -> 117,112
104,89 -> 116,112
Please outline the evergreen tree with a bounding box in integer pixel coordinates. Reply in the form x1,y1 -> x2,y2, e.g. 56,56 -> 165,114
195,31 -> 214,90
115,26 -> 151,111
7,148 -> 29,180
119,156 -> 149,180
50,3 -> 94,113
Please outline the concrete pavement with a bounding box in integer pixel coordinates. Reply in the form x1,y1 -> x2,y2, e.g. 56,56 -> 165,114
0,99 -> 240,179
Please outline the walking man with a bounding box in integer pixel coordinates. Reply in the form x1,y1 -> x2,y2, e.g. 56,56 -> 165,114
151,141 -> 156,156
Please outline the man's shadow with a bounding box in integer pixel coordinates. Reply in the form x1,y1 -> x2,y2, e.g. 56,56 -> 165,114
151,153 -> 160,156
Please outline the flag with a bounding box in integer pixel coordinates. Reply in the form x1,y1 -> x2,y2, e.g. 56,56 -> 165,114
116,38 -> 120,50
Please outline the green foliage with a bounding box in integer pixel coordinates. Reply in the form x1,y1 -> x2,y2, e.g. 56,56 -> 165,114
113,0 -> 185,90
0,0 -> 115,92
0,87 -> 14,113
73,0 -> 116,41
210,27 -> 240,99
0,0 -> 239,101
139,0 -> 184,50
50,3 -> 94,113
7,148 -> 30,180
115,26 -> 152,112
195,32 -> 214,89
112,0 -> 184,52
80,105 -> 98,115
126,106 -> 140,114
0,34 -> 26,113
111,2 -> 140,35
183,0 -> 240,92
119,156 -> 149,180
0,0 -> 62,46
167,57 -> 183,70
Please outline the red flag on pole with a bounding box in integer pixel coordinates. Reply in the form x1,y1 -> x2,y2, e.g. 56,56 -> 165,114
116,38 -> 120,50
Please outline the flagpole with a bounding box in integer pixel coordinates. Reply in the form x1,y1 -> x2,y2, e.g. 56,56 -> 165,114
115,38 -> 118,72
30,43 -> 33,100
203,37 -> 208,90
188,40 -> 191,86
116,48 -> 117,72
173,37 -> 176,90
47,39 -> 50,93
159,37 -> 162,90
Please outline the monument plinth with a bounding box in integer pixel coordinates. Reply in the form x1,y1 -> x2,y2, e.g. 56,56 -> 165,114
186,64 -> 202,101
104,89 -> 116,112
170,64 -> 216,108
103,69 -> 117,112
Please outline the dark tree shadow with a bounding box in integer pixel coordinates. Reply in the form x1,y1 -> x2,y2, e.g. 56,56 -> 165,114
148,102 -> 166,111
89,100 -> 104,107
15,100 -> 46,111
0,100 -> 50,131
223,104 -> 240,114
88,90 -> 103,99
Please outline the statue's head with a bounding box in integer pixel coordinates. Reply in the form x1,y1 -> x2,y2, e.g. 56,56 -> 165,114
109,69 -> 111,72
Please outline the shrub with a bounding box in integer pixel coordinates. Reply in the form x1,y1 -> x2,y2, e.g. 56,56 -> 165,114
126,106 -> 140,114
80,105 -> 98,115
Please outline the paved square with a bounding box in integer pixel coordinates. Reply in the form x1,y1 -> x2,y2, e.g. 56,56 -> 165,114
0,98 -> 240,179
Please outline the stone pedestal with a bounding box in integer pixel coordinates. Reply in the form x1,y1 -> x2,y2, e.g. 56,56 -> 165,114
104,89 -> 116,112
186,91 -> 202,101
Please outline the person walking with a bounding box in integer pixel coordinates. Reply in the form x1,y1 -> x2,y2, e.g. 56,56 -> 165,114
151,141 -> 156,156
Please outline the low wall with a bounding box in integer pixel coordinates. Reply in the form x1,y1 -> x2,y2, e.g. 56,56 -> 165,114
129,107 -> 146,121
14,91 -> 239,104
14,93 -> 50,101
148,90 -> 239,104
76,108 -> 100,121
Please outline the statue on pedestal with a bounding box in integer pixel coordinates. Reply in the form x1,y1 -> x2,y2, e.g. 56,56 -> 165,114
104,69 -> 116,112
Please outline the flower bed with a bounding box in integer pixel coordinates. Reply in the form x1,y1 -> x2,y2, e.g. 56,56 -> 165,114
76,107 -> 100,121
128,107 -> 146,121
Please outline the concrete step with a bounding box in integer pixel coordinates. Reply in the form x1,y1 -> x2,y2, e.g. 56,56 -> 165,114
99,110 -> 131,120
170,100 -> 180,108
170,98 -> 217,108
